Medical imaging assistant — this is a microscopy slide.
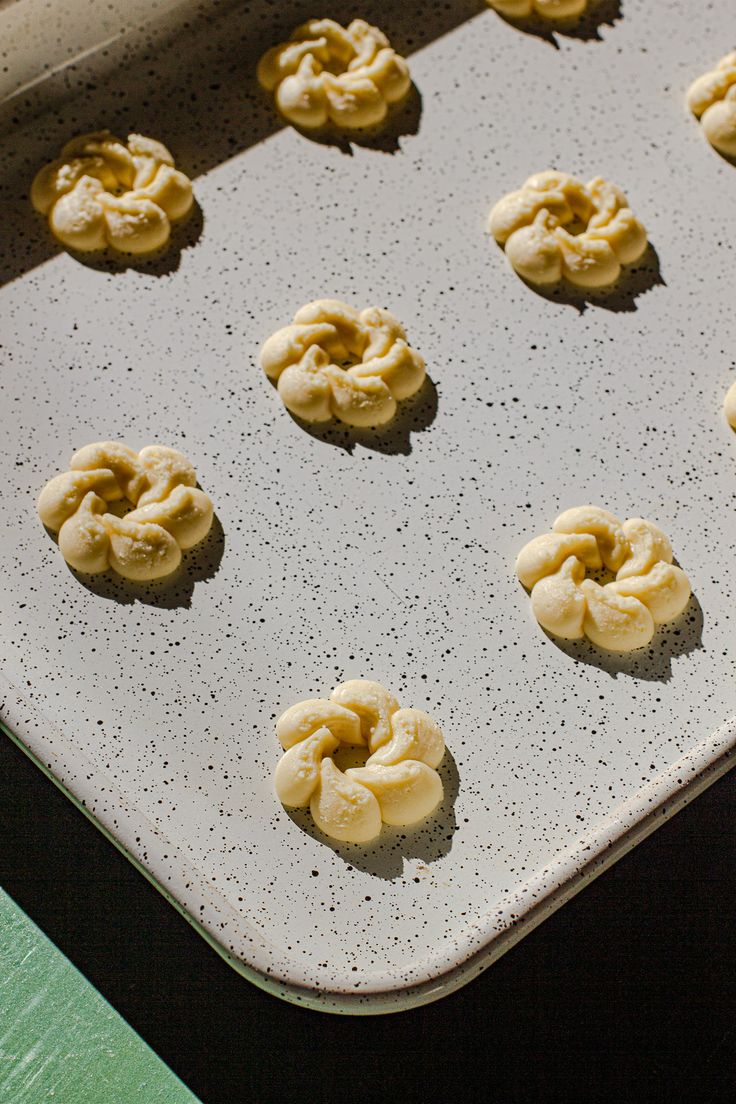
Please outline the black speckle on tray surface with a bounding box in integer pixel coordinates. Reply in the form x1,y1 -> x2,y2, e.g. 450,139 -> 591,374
0,0 -> 735,1007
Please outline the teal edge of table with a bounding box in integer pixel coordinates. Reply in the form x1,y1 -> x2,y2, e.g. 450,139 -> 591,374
0,887 -> 201,1103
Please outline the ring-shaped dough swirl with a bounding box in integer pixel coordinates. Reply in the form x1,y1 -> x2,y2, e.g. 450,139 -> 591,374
488,0 -> 589,20
687,53 -> 736,158
260,299 -> 426,427
38,442 -> 213,581
257,18 -> 411,130
489,171 -> 648,288
516,506 -> 692,652
31,132 -> 193,254
274,680 -> 445,844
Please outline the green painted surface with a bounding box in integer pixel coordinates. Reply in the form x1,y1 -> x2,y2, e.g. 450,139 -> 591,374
0,888 -> 200,1103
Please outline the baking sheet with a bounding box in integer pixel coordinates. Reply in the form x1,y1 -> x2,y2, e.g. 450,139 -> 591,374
1,0 -> 735,1012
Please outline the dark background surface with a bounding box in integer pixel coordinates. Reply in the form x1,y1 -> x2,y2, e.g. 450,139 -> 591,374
3,3 -> 734,1099
1,731 -> 734,1104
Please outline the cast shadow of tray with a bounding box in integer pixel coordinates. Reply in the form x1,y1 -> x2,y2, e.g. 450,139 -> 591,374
0,0 -> 486,287
285,747 -> 460,881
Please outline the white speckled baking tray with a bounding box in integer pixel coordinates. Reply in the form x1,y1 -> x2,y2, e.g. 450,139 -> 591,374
1,0 -> 735,1013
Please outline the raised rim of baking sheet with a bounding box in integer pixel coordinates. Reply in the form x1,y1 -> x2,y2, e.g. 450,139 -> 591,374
3,673 -> 733,1013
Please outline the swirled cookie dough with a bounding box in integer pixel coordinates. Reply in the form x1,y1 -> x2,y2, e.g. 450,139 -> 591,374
257,18 -> 411,130
516,506 -> 691,652
260,299 -> 426,427
31,132 -> 193,254
687,53 -> 736,157
725,382 -> 736,428
38,442 -> 213,581
488,0 -> 589,20
489,172 -> 648,288
274,680 -> 445,844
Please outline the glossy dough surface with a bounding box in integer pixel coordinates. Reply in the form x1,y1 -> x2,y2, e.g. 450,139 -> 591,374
38,442 -> 213,581
687,53 -> 736,157
31,132 -> 193,254
489,171 -> 648,288
274,680 -> 445,844
259,298 -> 426,427
488,0 -> 589,19
725,381 -> 736,428
257,18 -> 411,130
516,506 -> 691,652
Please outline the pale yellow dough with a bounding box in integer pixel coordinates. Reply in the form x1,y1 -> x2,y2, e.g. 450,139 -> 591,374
687,53 -> 736,157
38,442 -> 213,581
725,381 -> 736,428
259,299 -> 426,427
489,171 -> 648,289
516,506 -> 691,652
274,680 -> 445,844
257,18 -> 411,130
31,132 -> 193,254
488,0 -> 589,20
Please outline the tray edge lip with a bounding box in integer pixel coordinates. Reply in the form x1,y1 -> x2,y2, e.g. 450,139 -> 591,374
2,667 -> 735,1014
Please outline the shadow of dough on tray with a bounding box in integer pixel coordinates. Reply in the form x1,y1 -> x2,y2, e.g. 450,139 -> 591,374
30,130 -> 195,260
518,242 -> 665,314
548,592 -> 704,683
488,0 -> 623,45
260,298 -> 428,430
66,514 -> 225,610
274,680 -> 448,847
257,17 -> 411,133
489,171 -> 648,291
38,441 -> 215,585
286,747 -> 460,881
286,375 -> 438,456
516,506 -> 692,653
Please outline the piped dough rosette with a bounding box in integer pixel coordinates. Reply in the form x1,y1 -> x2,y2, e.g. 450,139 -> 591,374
257,18 -> 411,131
687,53 -> 736,158
516,506 -> 691,652
259,298 -> 426,427
488,0 -> 589,20
489,171 -> 648,289
725,381 -> 736,428
31,131 -> 193,254
38,442 -> 213,581
274,680 -> 445,844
